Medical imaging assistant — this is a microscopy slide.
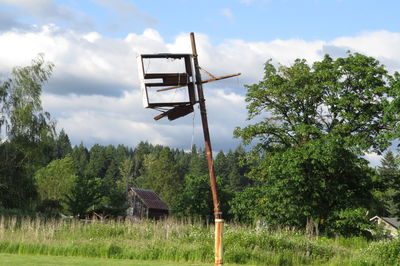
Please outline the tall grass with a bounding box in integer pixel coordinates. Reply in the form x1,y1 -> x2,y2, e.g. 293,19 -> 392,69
0,216 -> 389,265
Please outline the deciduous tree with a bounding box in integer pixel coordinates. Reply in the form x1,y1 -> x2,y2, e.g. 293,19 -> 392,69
0,55 -> 56,209
34,155 -> 77,212
234,53 -> 400,229
235,53 -> 400,153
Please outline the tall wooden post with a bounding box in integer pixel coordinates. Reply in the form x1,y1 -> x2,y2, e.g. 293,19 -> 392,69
190,32 -> 223,266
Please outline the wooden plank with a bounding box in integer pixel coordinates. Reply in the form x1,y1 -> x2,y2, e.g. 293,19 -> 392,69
156,73 -> 241,92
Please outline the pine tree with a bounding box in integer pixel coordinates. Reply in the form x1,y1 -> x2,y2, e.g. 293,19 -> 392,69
70,143 -> 89,176
54,129 -> 72,159
376,151 -> 400,216
187,145 -> 208,177
140,147 -> 183,207
65,174 -> 101,218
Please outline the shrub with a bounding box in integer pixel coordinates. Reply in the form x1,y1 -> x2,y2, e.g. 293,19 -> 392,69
363,238 -> 400,264
328,208 -> 372,237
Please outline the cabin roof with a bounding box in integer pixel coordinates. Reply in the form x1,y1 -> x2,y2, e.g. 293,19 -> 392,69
129,187 -> 169,211
370,216 -> 400,229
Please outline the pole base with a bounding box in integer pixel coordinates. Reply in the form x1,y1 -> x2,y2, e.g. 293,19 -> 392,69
215,219 -> 224,266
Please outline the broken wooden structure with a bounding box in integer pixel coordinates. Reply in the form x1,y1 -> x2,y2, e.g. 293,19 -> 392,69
138,32 -> 240,266
127,187 -> 169,220
137,52 -> 240,121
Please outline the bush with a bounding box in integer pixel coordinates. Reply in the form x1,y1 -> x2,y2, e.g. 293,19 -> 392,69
0,208 -> 36,218
328,208 -> 372,237
36,199 -> 63,215
363,238 -> 400,264
369,223 -> 393,240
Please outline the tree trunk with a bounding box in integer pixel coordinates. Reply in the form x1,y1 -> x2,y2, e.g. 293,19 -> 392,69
306,216 -> 314,236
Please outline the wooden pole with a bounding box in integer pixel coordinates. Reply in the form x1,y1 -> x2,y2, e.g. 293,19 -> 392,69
190,32 -> 223,266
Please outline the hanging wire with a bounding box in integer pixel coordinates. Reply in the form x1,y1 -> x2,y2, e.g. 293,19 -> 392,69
190,104 -> 198,149
169,86 -> 179,103
168,73 -> 190,103
199,67 -> 216,79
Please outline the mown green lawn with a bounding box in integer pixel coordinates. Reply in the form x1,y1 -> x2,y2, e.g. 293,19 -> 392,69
0,253 -> 210,266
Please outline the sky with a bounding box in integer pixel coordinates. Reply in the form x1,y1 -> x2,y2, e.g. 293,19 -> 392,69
0,0 -> 400,166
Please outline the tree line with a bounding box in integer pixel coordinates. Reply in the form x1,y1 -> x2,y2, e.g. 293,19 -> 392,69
1,53 -> 400,237
0,56 -> 250,218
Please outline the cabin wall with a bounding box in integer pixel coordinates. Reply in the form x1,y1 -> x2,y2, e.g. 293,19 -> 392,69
127,192 -> 148,219
372,217 -> 399,237
148,209 -> 169,220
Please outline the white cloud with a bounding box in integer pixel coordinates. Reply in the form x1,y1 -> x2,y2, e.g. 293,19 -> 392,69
330,30 -> 400,72
83,32 -> 102,43
0,0 -> 158,34
0,0 -> 93,31
0,8 -> 27,31
363,152 -> 382,168
41,89 -> 245,151
221,8 -> 234,21
92,0 -> 157,26
0,0 -> 73,20
1,26 -> 400,156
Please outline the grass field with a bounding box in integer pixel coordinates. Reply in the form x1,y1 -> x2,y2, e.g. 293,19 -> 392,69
0,253 -> 210,266
0,216 -> 398,265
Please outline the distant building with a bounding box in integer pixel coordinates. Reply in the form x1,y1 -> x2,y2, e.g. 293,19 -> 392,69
370,216 -> 400,237
127,187 -> 169,220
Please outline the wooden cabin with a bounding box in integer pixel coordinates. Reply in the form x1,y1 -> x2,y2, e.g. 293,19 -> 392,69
370,216 -> 400,237
127,187 -> 169,220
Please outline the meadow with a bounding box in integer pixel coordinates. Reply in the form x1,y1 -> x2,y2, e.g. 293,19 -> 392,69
0,216 -> 398,265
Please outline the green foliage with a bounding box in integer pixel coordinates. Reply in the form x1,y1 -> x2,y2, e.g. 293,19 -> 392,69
59,141 -> 249,219
132,141 -> 153,177
34,155 -> 77,204
119,157 -> 135,189
328,208 -> 372,237
65,175 -> 102,217
233,52 -> 400,228
174,174 -> 214,218
67,144 -> 132,213
0,216 -> 381,265
214,147 -> 251,192
70,143 -> 89,176
36,199 -> 63,216
172,146 -> 247,219
363,238 -> 400,264
54,129 -> 72,159
187,145 -> 208,177
0,208 -> 37,217
369,223 -> 392,241
378,151 -> 399,186
228,186 -> 267,224
0,142 -> 37,209
138,147 -> 183,208
373,151 -> 400,217
1,54 -> 55,142
243,137 -> 373,228
84,144 -> 110,179
235,53 -> 400,153
0,55 -> 57,210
